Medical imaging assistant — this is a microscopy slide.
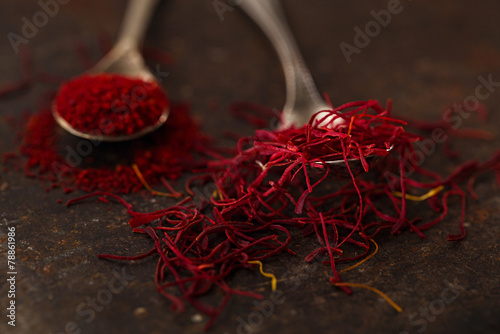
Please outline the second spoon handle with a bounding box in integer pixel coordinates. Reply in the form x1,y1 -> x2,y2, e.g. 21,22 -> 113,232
240,0 -> 329,128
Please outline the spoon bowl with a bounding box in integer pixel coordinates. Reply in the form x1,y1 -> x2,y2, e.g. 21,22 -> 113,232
308,150 -> 391,180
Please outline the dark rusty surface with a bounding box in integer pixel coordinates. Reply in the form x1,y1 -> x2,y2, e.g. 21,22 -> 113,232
1,1 -> 500,333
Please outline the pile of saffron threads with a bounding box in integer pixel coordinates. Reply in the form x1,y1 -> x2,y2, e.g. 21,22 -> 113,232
65,99 -> 500,330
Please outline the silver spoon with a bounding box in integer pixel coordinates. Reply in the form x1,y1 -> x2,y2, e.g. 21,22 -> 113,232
52,0 -> 168,142
240,0 -> 387,177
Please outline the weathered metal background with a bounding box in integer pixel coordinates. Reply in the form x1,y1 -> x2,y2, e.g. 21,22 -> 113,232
1,1 -> 499,333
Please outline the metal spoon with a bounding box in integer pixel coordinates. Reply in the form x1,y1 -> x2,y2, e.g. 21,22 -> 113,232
52,0 -> 168,142
240,0 -> 387,177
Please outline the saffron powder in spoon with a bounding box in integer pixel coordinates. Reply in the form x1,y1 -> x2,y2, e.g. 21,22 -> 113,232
54,74 -> 168,137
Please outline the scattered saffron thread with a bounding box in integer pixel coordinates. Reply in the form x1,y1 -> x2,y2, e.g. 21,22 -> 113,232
333,282 -> 402,313
132,164 -> 179,197
339,239 -> 378,274
393,185 -> 444,202
248,260 -> 277,291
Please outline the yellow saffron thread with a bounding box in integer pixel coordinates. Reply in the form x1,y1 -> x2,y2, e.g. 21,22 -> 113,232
333,282 -> 402,313
339,239 -> 378,274
212,188 -> 224,201
132,164 -> 177,197
248,260 -> 277,291
347,115 -> 357,137
393,185 -> 444,202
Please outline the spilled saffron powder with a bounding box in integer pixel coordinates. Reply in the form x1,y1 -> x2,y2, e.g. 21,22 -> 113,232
54,74 -> 168,136
5,101 -> 209,194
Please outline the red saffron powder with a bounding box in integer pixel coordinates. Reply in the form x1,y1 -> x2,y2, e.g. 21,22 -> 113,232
4,101 -> 210,194
54,74 -> 168,137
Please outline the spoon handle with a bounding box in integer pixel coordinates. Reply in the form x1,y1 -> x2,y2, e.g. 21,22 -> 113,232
116,0 -> 161,48
240,0 -> 329,128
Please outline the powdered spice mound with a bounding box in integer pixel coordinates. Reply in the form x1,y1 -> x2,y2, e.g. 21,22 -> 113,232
6,102 -> 210,194
54,74 -> 168,136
